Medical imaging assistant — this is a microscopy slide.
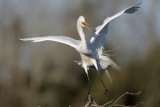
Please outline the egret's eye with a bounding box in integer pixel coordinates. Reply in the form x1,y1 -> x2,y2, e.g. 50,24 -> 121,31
81,21 -> 90,31
82,22 -> 85,25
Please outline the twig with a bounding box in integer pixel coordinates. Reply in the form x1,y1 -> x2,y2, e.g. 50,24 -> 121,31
133,102 -> 144,107
110,91 -> 141,106
109,91 -> 142,107
102,100 -> 113,106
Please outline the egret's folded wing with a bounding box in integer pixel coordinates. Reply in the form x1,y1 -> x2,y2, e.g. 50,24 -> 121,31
90,2 -> 141,48
19,36 -> 81,49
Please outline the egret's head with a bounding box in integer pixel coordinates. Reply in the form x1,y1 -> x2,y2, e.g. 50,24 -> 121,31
78,16 -> 90,31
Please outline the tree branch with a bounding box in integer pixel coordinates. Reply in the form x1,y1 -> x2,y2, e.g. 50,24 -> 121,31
82,91 -> 143,107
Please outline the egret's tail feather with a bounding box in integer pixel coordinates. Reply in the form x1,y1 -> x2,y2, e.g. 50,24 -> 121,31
105,69 -> 112,84
108,58 -> 120,71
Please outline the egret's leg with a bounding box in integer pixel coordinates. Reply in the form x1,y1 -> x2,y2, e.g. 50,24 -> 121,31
97,71 -> 109,95
85,73 -> 91,101
84,65 -> 91,101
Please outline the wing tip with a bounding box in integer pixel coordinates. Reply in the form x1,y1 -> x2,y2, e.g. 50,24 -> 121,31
125,2 -> 141,14
18,38 -> 35,42
19,38 -> 24,41
19,38 -> 28,41
132,2 -> 142,7
137,2 -> 142,5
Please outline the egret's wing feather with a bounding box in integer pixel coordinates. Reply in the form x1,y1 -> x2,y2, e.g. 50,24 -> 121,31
19,36 -> 81,49
94,2 -> 141,36
90,3 -> 141,49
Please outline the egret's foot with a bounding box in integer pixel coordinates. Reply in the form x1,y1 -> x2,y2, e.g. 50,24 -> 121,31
85,94 -> 93,103
85,94 -> 89,102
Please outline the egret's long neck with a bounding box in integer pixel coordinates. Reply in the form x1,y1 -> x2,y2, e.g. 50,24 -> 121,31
77,24 -> 88,50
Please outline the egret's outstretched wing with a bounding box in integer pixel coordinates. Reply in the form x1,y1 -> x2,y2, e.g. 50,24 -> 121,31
90,3 -> 141,49
20,36 -> 81,49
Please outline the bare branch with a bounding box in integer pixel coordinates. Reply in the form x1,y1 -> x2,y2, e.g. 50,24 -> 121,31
102,100 -> 113,106
134,102 -> 144,107
70,91 -> 143,107
110,91 -> 141,106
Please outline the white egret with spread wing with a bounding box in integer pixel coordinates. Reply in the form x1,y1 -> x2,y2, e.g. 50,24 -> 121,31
20,3 -> 140,99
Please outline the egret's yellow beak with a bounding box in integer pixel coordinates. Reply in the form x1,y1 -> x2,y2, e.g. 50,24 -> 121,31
82,22 -> 91,31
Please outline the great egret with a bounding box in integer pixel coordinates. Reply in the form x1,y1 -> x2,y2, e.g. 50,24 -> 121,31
20,3 -> 140,98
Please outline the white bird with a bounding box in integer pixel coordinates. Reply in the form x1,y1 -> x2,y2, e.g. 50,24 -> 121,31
20,3 -> 140,99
